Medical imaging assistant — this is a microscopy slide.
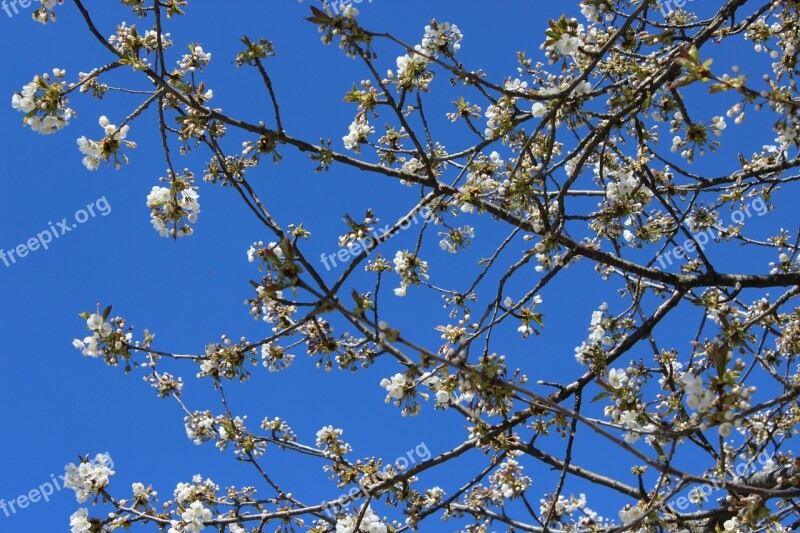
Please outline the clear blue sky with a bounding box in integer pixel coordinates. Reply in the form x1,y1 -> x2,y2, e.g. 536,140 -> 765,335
0,1 -> 792,531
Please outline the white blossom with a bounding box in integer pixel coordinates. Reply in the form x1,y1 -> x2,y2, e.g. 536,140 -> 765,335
335,506 -> 387,533
63,453 -> 115,503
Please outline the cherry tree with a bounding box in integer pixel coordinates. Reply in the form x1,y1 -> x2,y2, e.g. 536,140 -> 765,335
13,0 -> 800,531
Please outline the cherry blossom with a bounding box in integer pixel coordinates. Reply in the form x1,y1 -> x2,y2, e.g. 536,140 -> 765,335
63,453 -> 115,504
15,0 -> 800,530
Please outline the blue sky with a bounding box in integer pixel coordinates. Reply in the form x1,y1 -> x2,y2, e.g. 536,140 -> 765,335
0,0 -> 794,531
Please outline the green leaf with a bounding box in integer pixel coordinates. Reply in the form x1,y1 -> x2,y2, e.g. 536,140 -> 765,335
352,290 -> 365,317
591,391 -> 610,403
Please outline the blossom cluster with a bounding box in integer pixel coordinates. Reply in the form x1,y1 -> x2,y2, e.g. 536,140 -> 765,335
335,505 -> 387,533
380,373 -> 416,411
107,22 -> 173,66
63,453 -> 115,504
315,425 -> 347,452
11,70 -> 74,134
392,250 -> 429,297
420,21 -> 462,56
77,115 -> 136,171
72,310 -> 134,367
574,303 -> 613,366
169,501 -> 212,533
603,168 -> 653,210
185,411 -> 219,445
178,44 -> 212,72
386,19 -> 462,93
538,493 -> 603,529
33,0 -> 59,24
488,454 -> 532,503
343,116 -> 374,151
146,172 -> 201,238
198,335 -> 258,381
